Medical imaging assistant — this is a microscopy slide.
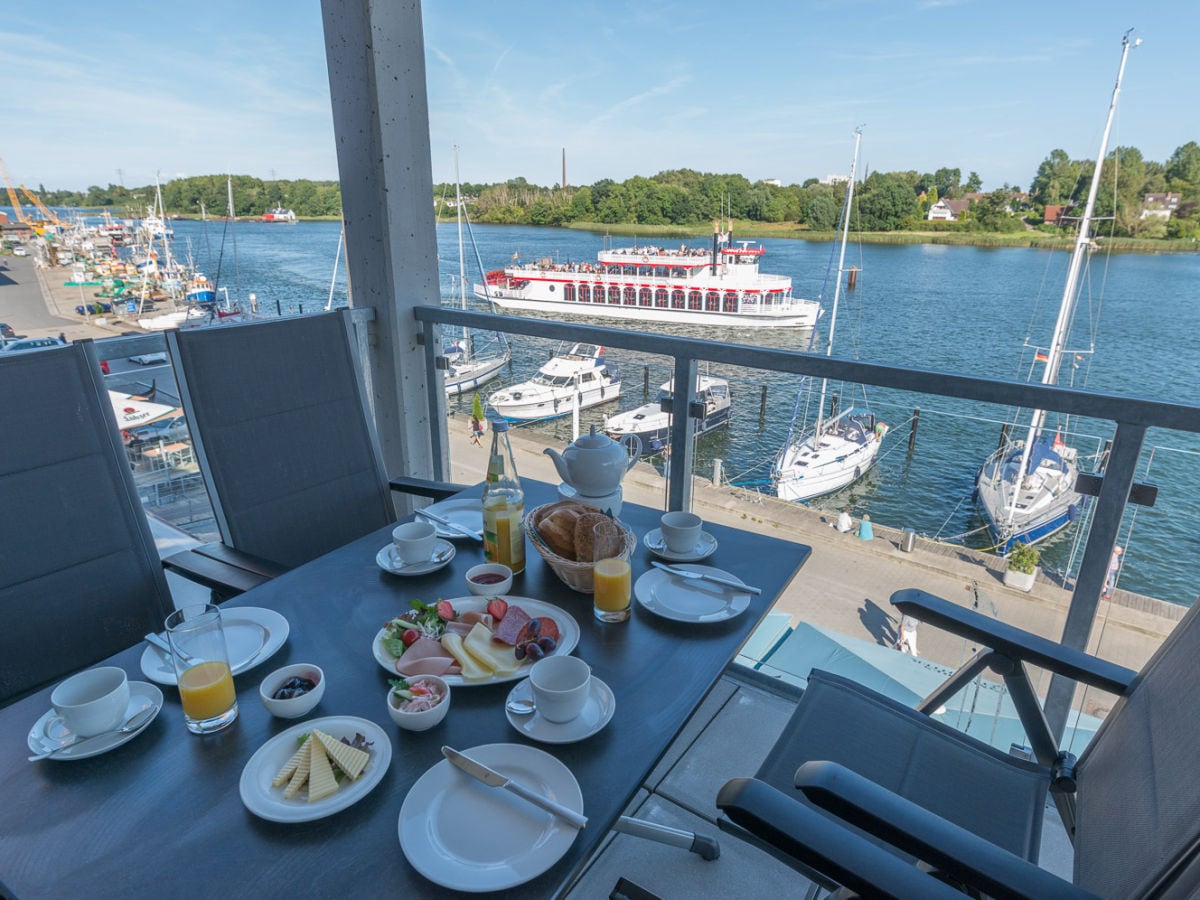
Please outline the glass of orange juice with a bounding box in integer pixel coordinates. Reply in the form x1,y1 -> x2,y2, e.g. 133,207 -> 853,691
592,521 -> 631,623
165,604 -> 238,734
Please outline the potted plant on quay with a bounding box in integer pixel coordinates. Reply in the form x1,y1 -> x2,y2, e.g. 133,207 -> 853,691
1003,542 -> 1040,592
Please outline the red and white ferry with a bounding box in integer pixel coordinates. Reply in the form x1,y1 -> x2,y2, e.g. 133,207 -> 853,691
474,231 -> 820,329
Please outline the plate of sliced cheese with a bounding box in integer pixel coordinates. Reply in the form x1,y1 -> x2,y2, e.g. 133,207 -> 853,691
239,716 -> 391,823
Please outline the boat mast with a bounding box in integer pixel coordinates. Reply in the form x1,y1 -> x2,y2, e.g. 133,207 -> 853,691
226,176 -> 241,305
814,127 -> 862,439
454,146 -> 470,353
1004,33 -> 1138,527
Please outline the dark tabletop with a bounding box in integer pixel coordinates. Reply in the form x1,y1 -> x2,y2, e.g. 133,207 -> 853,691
0,480 -> 809,899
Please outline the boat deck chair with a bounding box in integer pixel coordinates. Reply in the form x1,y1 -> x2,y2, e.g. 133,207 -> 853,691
718,588 -> 1200,899
0,342 -> 173,707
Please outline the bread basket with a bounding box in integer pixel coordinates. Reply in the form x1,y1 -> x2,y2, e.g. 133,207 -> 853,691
525,502 -> 636,593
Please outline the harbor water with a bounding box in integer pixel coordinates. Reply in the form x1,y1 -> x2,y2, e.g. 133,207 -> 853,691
133,218 -> 1200,605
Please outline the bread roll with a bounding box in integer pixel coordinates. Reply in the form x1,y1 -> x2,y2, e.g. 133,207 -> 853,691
537,507 -> 582,559
575,512 -> 623,561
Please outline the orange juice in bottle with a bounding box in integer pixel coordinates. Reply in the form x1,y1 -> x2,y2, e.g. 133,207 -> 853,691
482,415 -> 525,574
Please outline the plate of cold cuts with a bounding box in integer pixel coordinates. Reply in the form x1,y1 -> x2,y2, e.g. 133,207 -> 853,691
371,596 -> 580,687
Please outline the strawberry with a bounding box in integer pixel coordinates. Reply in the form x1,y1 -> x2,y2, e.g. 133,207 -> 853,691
436,599 -> 456,621
487,598 -> 509,621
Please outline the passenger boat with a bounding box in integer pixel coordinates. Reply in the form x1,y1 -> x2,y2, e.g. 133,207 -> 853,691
975,36 -> 1137,553
775,130 -> 888,503
605,375 -> 731,454
262,208 -> 298,223
486,343 -> 620,421
474,231 -> 820,329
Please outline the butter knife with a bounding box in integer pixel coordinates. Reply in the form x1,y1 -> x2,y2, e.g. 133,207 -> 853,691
417,509 -> 483,541
441,746 -> 587,830
649,560 -> 761,595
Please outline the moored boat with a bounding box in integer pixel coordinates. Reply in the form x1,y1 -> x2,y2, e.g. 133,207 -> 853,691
185,273 -> 216,306
974,35 -> 1137,553
487,343 -> 620,421
262,208 -> 298,223
474,231 -> 820,329
605,375 -> 731,454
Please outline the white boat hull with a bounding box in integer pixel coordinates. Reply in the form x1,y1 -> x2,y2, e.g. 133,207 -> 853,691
776,411 -> 884,502
975,440 -> 1081,552
488,380 -> 620,421
445,353 -> 508,396
475,287 -> 818,329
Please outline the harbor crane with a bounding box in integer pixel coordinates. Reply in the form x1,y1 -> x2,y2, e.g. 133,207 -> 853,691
0,155 -> 30,225
18,185 -> 63,227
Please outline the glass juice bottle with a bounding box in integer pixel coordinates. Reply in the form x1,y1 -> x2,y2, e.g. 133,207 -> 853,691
482,416 -> 525,574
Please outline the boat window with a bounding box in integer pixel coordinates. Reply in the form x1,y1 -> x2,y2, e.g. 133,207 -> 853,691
671,289 -> 684,309
608,286 -> 621,304
724,291 -> 738,312
655,288 -> 668,308
580,372 -> 595,383
688,290 -> 702,310
579,284 -> 590,303
705,291 -> 720,312
638,288 -> 652,306
563,283 -> 574,302
623,287 -> 636,305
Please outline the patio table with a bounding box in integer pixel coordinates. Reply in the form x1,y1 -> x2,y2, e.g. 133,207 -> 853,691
0,479 -> 809,898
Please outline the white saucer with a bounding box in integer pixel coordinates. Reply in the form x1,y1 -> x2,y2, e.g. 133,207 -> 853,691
420,498 -> 484,540
139,607 -> 290,686
376,539 -> 456,576
505,676 -> 615,744
28,681 -> 163,761
643,528 -> 718,562
634,564 -> 752,623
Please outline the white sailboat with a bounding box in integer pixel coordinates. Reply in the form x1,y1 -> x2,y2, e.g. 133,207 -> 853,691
775,129 -> 888,503
976,34 -> 1138,554
444,147 -> 510,396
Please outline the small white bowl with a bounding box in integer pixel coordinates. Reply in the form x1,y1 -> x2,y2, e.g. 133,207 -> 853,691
464,563 -> 513,596
259,664 -> 326,719
386,675 -> 451,731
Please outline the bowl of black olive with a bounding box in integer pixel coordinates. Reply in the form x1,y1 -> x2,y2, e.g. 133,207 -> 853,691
259,664 -> 325,718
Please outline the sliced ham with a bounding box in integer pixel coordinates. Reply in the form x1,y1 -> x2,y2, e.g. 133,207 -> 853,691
394,635 -> 461,677
458,611 -> 495,630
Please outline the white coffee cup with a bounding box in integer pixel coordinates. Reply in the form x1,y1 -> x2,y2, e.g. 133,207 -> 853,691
529,655 -> 591,723
392,521 -> 437,564
50,667 -> 130,737
660,511 -> 703,554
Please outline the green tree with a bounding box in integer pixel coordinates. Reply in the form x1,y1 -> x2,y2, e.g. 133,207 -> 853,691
1030,149 -> 1082,206
933,167 -> 962,199
856,173 -> 917,231
964,171 -> 983,193
1165,141 -> 1200,189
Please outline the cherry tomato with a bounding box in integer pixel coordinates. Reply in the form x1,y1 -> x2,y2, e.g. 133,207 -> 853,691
401,628 -> 420,647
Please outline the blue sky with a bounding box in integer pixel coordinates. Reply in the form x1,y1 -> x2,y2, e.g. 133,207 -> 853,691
3,1 -> 1196,193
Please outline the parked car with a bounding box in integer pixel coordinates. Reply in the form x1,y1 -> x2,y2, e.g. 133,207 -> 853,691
0,336 -> 67,353
12,246 -> 28,257
129,352 -> 168,366
0,323 -> 15,339
126,415 -> 189,446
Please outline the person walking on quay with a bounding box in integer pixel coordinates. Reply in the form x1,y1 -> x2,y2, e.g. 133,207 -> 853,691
470,415 -> 484,447
896,614 -> 919,656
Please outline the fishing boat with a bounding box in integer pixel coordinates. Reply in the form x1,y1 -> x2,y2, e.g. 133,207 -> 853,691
486,343 -> 620,421
975,35 -> 1138,554
474,230 -> 820,329
605,375 -> 732,454
184,273 -> 216,306
262,208 -> 297,223
775,129 -> 888,503
444,147 -> 510,396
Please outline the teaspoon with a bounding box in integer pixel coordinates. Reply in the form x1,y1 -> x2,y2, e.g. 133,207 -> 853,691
29,706 -> 158,761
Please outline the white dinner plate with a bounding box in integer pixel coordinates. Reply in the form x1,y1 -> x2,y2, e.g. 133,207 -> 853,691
643,528 -> 718,562
419,498 -> 484,540
372,596 -> 579,687
398,743 -> 583,892
139,607 -> 290,686
634,564 -> 752,623
505,676 -> 615,744
375,539 -> 456,576
239,715 -> 391,823
28,682 -> 163,761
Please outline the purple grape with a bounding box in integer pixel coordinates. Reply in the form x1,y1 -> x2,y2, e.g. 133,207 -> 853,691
537,636 -> 557,654
514,643 -> 526,661
524,641 -> 545,661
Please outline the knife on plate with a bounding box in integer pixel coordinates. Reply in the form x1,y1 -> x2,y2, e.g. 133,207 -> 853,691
417,509 -> 483,541
441,746 -> 587,829
650,560 -> 761,595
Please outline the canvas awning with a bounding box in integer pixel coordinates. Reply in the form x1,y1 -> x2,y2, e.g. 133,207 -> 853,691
107,390 -> 179,430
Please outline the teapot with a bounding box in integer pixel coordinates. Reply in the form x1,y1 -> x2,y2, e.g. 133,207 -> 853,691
544,426 -> 642,497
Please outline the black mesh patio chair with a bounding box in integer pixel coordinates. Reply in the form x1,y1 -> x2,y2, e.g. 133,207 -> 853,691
718,588 -> 1200,899
0,342 -> 173,707
163,311 -> 462,595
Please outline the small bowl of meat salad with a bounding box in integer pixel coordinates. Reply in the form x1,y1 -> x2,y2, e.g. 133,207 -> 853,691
387,674 -> 450,731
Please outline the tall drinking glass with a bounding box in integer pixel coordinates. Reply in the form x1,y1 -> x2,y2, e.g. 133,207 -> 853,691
592,521 -> 631,623
165,604 -> 238,734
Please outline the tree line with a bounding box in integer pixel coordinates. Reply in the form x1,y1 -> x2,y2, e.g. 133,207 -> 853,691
37,140 -> 1200,239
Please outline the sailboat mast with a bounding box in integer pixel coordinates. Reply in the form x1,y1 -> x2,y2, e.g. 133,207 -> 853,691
226,176 -> 241,304
814,128 -> 863,438
1003,35 -> 1137,532
454,146 -> 469,349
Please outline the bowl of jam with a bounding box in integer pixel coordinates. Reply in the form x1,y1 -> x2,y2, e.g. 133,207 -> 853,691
465,563 -> 513,596
259,664 -> 325,718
